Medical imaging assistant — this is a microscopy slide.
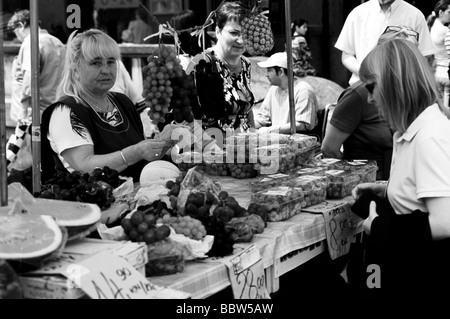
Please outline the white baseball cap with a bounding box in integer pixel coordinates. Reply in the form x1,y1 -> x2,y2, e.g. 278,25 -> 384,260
257,52 -> 287,69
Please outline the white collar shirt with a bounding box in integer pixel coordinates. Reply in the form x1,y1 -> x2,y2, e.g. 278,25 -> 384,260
335,0 -> 435,85
388,104 -> 450,215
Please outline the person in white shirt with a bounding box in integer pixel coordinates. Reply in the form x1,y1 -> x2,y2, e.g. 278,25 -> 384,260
7,10 -> 66,123
254,52 -> 318,134
427,0 -> 450,107
335,0 -> 435,85
353,38 -> 450,301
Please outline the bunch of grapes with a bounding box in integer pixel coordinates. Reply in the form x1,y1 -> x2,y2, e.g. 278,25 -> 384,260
183,191 -> 219,226
169,70 -> 197,124
158,214 -> 207,241
121,209 -> 171,244
143,44 -> 196,126
206,216 -> 235,257
35,167 -> 123,209
166,175 -> 184,213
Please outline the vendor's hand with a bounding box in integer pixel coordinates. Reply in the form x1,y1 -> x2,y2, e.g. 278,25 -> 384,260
363,201 -> 379,235
352,182 -> 387,201
139,140 -> 169,161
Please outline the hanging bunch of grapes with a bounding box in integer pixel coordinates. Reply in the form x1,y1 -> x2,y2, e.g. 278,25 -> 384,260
169,70 -> 197,123
241,7 -> 274,56
143,44 -> 196,126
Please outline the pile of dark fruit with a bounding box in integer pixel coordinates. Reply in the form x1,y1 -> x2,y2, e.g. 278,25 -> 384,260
34,166 -> 125,210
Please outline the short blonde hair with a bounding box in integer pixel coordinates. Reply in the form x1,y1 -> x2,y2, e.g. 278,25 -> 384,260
57,29 -> 121,102
359,39 -> 446,134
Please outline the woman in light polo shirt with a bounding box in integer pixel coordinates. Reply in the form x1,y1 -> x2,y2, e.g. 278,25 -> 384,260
352,38 -> 450,301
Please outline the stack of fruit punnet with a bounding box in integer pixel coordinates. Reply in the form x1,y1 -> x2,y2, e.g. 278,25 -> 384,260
142,44 -> 196,125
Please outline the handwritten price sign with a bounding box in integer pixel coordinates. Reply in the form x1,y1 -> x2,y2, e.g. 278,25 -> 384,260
65,252 -> 165,299
323,203 -> 362,260
224,245 -> 270,299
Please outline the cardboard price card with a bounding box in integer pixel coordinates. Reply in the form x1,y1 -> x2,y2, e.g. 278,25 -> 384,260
64,252 -> 188,299
224,245 -> 271,299
323,204 -> 363,260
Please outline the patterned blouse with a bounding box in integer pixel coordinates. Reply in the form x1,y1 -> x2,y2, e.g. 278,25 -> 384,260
199,50 -> 255,132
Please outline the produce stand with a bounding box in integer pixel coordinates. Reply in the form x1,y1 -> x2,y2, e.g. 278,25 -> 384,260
4,175 -> 361,299
0,0 -> 365,300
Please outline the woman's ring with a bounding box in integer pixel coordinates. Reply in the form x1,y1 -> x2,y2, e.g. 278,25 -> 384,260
155,153 -> 159,158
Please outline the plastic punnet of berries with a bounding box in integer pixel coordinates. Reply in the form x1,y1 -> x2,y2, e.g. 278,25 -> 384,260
241,3 -> 274,56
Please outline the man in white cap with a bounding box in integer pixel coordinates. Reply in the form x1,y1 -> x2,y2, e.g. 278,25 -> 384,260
254,52 -> 319,134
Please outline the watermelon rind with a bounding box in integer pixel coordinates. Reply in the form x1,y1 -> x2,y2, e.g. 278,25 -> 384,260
30,200 -> 102,227
0,214 -> 63,260
7,183 -> 102,227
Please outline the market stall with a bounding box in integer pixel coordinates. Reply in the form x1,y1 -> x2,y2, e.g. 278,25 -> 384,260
1,0 -> 367,300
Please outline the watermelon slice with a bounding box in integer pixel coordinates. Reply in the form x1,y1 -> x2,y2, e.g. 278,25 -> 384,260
0,199 -> 64,259
7,183 -> 101,227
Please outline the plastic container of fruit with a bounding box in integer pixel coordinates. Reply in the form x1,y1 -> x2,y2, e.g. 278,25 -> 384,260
257,132 -> 291,146
249,173 -> 292,193
251,144 -> 297,175
323,170 -> 361,199
294,144 -> 319,166
202,151 -> 229,176
250,186 -> 304,222
225,133 -> 258,163
296,167 -> 327,177
356,165 -> 378,183
145,238 -> 185,276
227,163 -> 258,179
331,160 -> 379,183
285,175 -> 328,208
175,151 -> 203,173
300,157 -> 344,170
288,133 -> 318,150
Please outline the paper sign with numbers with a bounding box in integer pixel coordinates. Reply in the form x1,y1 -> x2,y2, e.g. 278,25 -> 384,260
64,252 -> 189,299
322,203 -> 363,260
224,245 -> 270,299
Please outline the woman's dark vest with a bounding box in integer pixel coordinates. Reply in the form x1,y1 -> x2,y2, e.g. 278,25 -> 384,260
41,92 -> 148,183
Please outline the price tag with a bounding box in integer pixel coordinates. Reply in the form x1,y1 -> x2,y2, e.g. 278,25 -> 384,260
224,245 -> 270,299
322,204 -> 363,259
64,252 -> 186,299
